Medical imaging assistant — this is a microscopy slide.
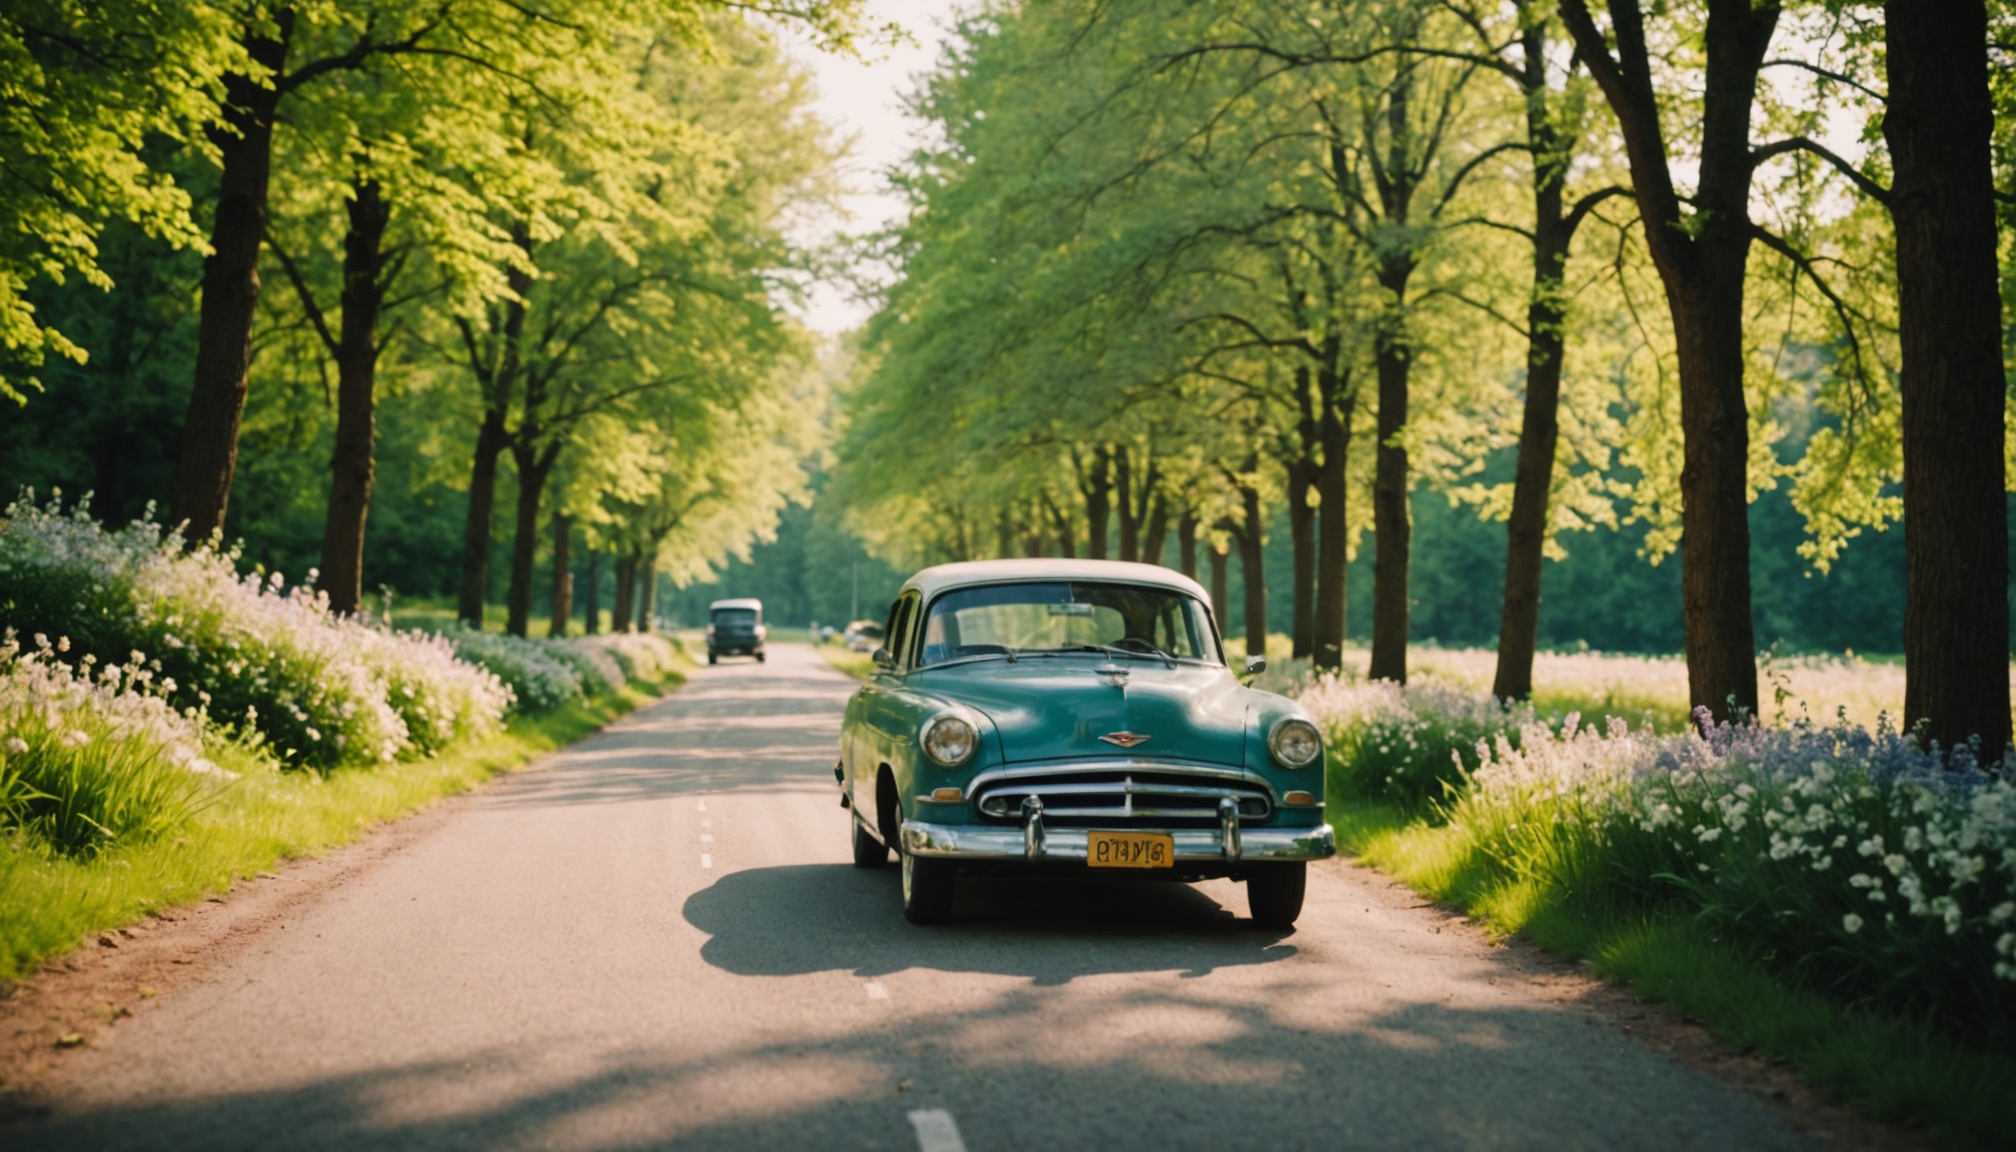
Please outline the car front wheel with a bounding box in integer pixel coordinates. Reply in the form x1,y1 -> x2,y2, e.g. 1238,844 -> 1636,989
851,812 -> 889,868
1246,862 -> 1306,928
901,847 -> 955,924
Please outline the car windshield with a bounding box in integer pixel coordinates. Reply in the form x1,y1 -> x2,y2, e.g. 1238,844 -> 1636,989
713,609 -> 757,626
917,581 -> 1219,667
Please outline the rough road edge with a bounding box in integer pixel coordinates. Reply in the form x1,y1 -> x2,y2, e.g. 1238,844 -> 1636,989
1330,856 -> 1929,1152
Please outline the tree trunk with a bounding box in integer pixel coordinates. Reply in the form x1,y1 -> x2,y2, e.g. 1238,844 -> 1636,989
1115,446 -> 1138,562
1022,521 -> 1047,558
456,408 -> 508,626
503,444 -> 555,638
1670,261 -> 1761,720
318,177 -> 389,616
1287,460 -> 1317,660
1236,487 -> 1267,661
548,513 -> 572,638
611,555 -> 635,633
1558,0 -> 1772,719
582,549 -> 601,635
1886,0 -> 2011,758
1042,493 -> 1076,559
1313,385 -> 1354,671
637,559 -> 657,633
1493,77 -> 1574,701
170,20 -> 292,542
1080,447 -> 1112,560
1492,261 -> 1565,700
1177,510 -> 1198,580
1368,285 -> 1412,682
1208,540 -> 1229,634
1140,493 -> 1169,568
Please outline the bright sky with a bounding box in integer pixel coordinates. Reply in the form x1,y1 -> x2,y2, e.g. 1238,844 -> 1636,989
781,0 -> 968,336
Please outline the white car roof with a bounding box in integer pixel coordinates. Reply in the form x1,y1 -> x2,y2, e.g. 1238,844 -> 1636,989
899,558 -> 1209,603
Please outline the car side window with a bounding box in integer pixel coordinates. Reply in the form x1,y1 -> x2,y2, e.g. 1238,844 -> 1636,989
892,592 -> 921,670
881,595 -> 915,673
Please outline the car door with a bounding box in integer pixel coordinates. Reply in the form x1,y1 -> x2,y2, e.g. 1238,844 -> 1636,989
846,592 -> 918,809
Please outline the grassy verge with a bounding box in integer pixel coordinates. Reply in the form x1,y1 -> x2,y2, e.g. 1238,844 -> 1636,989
1333,801 -> 2016,1146
817,646 -> 876,680
0,672 -> 683,983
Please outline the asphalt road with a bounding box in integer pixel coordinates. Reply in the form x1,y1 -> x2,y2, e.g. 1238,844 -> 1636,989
13,644 -> 1809,1151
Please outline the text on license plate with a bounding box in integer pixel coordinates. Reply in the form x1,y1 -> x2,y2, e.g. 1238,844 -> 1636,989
1088,830 -> 1173,869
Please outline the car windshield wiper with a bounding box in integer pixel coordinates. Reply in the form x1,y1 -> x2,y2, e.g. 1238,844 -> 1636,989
1061,643 -> 1176,669
930,647 -> 1018,669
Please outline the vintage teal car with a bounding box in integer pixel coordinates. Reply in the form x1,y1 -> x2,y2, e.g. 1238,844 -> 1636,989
837,559 -> 1335,926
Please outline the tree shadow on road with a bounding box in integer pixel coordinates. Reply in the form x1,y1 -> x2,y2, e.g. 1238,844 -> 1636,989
684,862 -> 1298,984
5,987 -> 1807,1152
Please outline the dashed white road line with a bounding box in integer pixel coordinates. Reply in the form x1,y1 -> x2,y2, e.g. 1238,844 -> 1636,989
697,800 -> 707,812
700,853 -> 713,869
864,982 -> 889,1001
700,834 -> 715,843
908,1109 -> 966,1152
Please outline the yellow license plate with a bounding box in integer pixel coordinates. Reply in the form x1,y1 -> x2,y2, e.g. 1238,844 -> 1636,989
1087,830 -> 1174,869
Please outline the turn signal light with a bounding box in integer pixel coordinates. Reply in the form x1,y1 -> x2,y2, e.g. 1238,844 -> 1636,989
930,787 -> 965,803
1282,790 -> 1316,806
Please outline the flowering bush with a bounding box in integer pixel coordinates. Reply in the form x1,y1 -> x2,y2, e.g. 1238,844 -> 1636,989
0,494 -> 511,769
349,626 -> 513,754
1356,694 -> 2016,1039
0,637 -> 235,855
551,638 -> 628,694
1300,674 -> 1528,808
442,627 -> 584,713
588,632 -> 682,684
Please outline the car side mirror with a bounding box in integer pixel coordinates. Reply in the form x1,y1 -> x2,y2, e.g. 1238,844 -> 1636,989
1244,656 -> 1268,675
872,646 -> 894,670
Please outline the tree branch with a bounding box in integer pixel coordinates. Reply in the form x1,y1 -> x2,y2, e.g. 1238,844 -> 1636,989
267,237 -> 340,359
1751,135 -> 1892,204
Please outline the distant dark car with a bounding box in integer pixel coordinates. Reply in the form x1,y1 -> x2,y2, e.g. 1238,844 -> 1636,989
707,599 -> 766,664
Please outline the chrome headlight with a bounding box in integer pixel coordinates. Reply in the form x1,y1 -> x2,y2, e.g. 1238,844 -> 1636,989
1268,717 -> 1322,769
921,714 -> 978,767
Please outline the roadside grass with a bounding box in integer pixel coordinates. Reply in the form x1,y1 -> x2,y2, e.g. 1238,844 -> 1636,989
0,672 -> 683,983
1332,800 -> 2016,1147
817,646 -> 876,680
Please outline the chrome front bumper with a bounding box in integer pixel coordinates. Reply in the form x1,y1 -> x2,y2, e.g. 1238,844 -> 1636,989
900,814 -> 1336,864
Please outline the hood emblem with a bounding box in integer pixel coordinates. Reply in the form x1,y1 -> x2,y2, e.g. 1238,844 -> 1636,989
1099,731 -> 1151,749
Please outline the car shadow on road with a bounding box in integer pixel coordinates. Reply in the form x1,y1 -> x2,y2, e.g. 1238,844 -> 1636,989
684,863 -> 1297,984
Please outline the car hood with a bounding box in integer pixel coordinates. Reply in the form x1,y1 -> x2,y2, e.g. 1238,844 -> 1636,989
914,658 -> 1249,766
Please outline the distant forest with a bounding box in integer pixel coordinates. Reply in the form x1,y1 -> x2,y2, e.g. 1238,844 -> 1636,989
671,460 -> 1975,657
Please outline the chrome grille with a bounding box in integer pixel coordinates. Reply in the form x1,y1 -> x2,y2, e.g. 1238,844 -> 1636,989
974,770 -> 1271,828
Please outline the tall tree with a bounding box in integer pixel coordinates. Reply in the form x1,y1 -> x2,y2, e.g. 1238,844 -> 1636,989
1423,2 -> 1627,700
1884,0 -> 2011,756
165,0 -> 868,544
1555,0 -> 1782,719
270,175 -> 395,615
171,6 -> 436,542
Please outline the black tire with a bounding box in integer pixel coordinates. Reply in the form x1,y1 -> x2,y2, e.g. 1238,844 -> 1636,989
707,651 -> 718,665
851,812 -> 889,869
1246,862 -> 1306,928
901,847 -> 956,924
756,650 -> 766,663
